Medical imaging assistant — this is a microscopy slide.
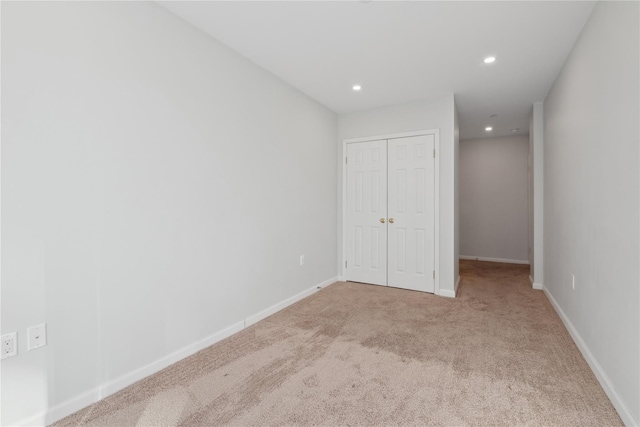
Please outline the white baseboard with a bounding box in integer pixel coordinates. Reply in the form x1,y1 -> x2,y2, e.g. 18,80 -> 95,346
436,289 -> 456,298
437,288 -> 456,298
460,255 -> 530,265
529,275 -> 544,290
435,276 -> 459,298
40,317 -> 243,425
542,285 -> 638,427
14,410 -> 47,427
23,277 -> 339,427
245,276 -> 338,327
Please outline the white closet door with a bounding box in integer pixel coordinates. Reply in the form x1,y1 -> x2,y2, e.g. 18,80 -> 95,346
387,135 -> 435,292
346,140 -> 387,286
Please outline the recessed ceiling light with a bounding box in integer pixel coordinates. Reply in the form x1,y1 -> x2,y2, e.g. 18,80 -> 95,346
485,126 -> 493,131
352,85 -> 362,91
511,128 -> 519,132
484,56 -> 496,64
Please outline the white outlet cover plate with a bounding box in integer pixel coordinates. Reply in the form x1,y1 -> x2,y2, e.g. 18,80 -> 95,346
1,332 -> 18,359
28,323 -> 47,350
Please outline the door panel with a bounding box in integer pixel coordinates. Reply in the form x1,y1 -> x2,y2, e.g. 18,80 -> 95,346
387,135 -> 435,292
346,140 -> 387,286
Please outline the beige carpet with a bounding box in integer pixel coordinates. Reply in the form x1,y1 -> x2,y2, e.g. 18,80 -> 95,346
53,260 -> 622,426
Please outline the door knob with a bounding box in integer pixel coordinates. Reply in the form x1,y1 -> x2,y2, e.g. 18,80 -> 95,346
380,218 -> 385,223
389,218 -> 395,224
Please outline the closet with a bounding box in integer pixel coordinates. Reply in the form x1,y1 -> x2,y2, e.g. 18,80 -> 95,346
345,133 -> 436,293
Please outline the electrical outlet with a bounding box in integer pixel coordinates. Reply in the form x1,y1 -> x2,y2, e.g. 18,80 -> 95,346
300,255 -> 305,266
1,332 -> 17,359
28,324 -> 47,351
571,274 -> 575,290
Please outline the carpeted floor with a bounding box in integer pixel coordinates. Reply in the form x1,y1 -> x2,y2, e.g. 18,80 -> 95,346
53,260 -> 622,426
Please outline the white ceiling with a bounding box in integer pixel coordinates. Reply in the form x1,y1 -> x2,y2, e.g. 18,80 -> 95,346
159,1 -> 595,140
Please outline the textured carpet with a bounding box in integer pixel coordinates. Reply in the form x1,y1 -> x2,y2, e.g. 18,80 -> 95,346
52,260 -> 622,426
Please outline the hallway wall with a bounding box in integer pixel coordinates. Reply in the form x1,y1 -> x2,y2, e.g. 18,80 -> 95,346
460,135 -> 530,263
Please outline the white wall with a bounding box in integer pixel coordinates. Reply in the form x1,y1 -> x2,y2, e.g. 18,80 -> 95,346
1,2 -> 338,425
530,103 -> 544,286
453,98 -> 460,290
528,113 -> 534,270
459,135 -> 530,263
543,1 -> 639,425
337,95 -> 458,296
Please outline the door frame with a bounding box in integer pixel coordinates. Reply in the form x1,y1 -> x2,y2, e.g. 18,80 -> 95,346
341,129 -> 440,294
